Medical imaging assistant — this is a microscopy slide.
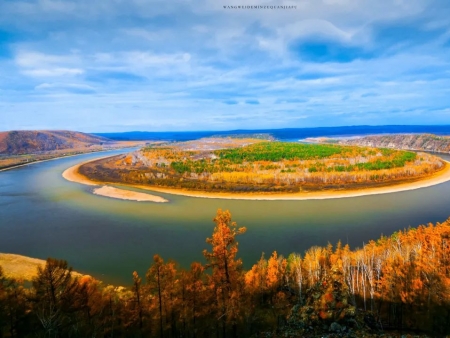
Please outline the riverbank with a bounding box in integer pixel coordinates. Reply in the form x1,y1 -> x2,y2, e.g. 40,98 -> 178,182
0,253 -> 87,281
63,158 -> 169,202
0,143 -> 144,172
62,157 -> 450,200
0,153 -> 98,172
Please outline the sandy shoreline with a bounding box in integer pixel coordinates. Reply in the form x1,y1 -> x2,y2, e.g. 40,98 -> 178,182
62,158 -> 170,202
62,157 -> 450,200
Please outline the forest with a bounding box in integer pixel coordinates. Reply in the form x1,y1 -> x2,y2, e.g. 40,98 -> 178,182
79,140 -> 445,193
1,210 -> 450,337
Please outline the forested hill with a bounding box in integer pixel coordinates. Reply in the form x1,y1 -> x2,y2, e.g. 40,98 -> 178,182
336,134 -> 450,153
0,130 -> 111,155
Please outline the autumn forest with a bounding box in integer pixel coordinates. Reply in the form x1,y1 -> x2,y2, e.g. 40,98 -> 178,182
1,209 -> 450,337
79,140 -> 445,193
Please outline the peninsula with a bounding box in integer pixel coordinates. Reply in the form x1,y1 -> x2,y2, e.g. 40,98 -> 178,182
64,136 -> 450,200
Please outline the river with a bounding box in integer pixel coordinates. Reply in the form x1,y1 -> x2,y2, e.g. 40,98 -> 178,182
1,150 -> 450,285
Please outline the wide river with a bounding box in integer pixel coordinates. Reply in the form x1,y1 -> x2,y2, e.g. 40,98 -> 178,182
1,150 -> 450,285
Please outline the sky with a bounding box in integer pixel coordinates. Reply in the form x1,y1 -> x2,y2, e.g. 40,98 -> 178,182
0,0 -> 449,132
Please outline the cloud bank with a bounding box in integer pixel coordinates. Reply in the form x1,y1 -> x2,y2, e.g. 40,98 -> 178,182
0,0 -> 449,131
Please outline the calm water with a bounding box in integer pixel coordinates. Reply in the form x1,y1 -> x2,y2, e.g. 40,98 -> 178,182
1,150 -> 450,285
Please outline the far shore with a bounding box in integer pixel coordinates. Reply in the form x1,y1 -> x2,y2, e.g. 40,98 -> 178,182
0,144 -> 142,173
62,157 -> 450,201
0,152 -> 100,173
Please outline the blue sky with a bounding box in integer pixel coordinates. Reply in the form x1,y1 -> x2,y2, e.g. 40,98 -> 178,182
0,0 -> 449,132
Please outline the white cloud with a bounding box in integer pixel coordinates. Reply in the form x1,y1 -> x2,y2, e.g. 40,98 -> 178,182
1,0 -> 449,131
15,51 -> 78,68
281,19 -> 354,42
24,68 -> 84,77
123,28 -> 167,41
122,51 -> 191,66
15,51 -> 84,78
34,82 -> 94,91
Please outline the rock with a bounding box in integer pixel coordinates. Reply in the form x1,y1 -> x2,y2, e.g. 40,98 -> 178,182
329,322 -> 342,332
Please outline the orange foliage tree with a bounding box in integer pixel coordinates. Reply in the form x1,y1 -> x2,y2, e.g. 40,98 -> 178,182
203,209 -> 247,338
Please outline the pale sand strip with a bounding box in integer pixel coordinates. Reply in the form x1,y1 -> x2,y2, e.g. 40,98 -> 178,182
62,158 -> 169,202
93,186 -> 168,202
62,156 -> 110,186
0,253 -> 87,281
63,157 -> 450,201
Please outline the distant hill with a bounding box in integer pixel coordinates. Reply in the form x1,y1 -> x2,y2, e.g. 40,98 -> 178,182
94,125 -> 450,141
337,134 -> 450,153
0,130 -> 111,155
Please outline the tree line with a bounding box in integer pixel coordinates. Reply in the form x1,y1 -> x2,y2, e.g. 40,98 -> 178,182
1,210 -> 450,337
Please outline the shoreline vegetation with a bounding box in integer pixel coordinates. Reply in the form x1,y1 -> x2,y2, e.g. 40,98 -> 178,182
63,139 -> 450,200
1,210 -> 449,336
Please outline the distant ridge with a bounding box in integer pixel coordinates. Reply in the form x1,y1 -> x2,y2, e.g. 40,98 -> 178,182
337,134 -> 450,154
0,130 -> 111,155
94,125 -> 450,141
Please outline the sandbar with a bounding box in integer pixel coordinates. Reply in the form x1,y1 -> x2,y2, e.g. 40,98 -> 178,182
62,158 -> 169,202
62,157 -> 450,201
94,185 -> 168,202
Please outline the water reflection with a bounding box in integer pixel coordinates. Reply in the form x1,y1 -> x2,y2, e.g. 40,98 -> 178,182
1,151 -> 450,285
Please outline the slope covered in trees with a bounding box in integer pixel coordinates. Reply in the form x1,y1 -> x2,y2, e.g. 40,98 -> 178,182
1,210 -> 450,337
79,139 -> 445,193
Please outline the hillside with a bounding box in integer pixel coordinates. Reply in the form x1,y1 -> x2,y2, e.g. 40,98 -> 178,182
0,130 -> 110,155
333,134 -> 450,153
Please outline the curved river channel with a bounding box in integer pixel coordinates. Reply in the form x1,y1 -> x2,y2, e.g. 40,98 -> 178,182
1,149 -> 450,285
